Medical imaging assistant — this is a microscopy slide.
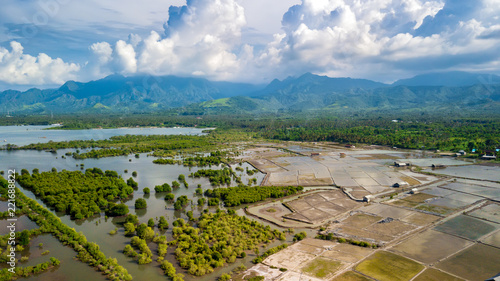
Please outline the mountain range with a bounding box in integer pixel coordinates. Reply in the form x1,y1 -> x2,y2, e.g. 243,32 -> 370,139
1,71 -> 500,114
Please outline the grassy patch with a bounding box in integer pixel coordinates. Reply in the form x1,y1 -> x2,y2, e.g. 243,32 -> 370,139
413,268 -> 464,281
416,203 -> 454,215
333,271 -> 372,281
355,251 -> 424,281
201,98 -> 230,108
301,257 -> 342,278
266,208 -> 277,213
403,193 -> 436,203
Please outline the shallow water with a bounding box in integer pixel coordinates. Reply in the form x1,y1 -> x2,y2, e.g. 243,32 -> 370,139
0,125 -> 210,146
0,143 -> 297,280
425,165 -> 500,182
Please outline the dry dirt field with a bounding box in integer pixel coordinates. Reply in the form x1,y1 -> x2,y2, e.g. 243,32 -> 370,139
248,238 -> 374,281
283,190 -> 364,224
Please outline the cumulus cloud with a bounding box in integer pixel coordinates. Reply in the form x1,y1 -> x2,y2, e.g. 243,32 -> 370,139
2,0 -> 500,87
254,0 -> 500,81
88,0 -> 248,81
0,41 -> 80,85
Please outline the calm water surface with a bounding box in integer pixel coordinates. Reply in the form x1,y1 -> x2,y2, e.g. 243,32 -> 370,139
0,127 -> 297,281
0,125 -> 211,146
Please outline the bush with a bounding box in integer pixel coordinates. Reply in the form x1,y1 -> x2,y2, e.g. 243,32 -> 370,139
218,273 -> 231,281
106,203 -> 129,216
155,183 -> 172,193
293,231 -> 307,242
158,216 -> 169,230
135,198 -> 147,209
148,218 -> 155,228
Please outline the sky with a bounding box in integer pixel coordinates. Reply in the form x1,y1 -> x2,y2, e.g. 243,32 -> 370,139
1,0 -> 500,90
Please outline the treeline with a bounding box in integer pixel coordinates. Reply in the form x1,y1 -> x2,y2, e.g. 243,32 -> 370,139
316,233 -> 378,248
192,168 -> 234,186
154,152 -> 226,167
153,158 -> 180,165
16,135 -> 215,158
183,154 -> 223,167
5,113 -> 499,153
0,177 -> 132,280
172,209 -> 286,276
252,244 -> 288,264
204,185 -> 304,207
0,257 -> 60,280
16,168 -> 133,219
256,118 -> 500,152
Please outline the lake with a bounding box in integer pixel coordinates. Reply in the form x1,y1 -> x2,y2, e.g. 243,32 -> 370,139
0,125 -> 211,146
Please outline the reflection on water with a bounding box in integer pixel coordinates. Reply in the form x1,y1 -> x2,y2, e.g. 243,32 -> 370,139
0,148 -> 283,280
0,127 -> 302,281
0,234 -> 106,281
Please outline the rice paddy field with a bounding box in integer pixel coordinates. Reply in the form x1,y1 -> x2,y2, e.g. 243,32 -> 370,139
426,165 -> 500,183
390,229 -> 472,264
255,151 -> 437,191
300,257 -> 343,279
433,214 -> 499,240
467,203 -> 500,224
237,144 -> 500,281
355,251 -> 425,281
332,271 -> 373,281
412,268 -> 464,281
436,244 -> 500,280
481,229 -> 500,247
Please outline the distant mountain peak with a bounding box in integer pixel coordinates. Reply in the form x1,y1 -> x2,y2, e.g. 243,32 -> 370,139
393,71 -> 500,87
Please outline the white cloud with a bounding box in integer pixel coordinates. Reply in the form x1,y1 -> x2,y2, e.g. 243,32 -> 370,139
114,40 -> 137,74
253,0 -> 500,82
2,0 -> 500,87
89,0 -> 249,81
0,41 -> 80,85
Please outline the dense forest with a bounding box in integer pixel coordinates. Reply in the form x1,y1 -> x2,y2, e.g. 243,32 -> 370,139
2,113 -> 499,154
16,168 -> 134,219
258,118 -> 500,152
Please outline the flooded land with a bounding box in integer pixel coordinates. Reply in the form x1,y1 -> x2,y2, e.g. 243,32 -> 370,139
0,127 -> 499,281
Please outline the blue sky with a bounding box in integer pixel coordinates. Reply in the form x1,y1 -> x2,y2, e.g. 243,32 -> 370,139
1,0 -> 499,90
